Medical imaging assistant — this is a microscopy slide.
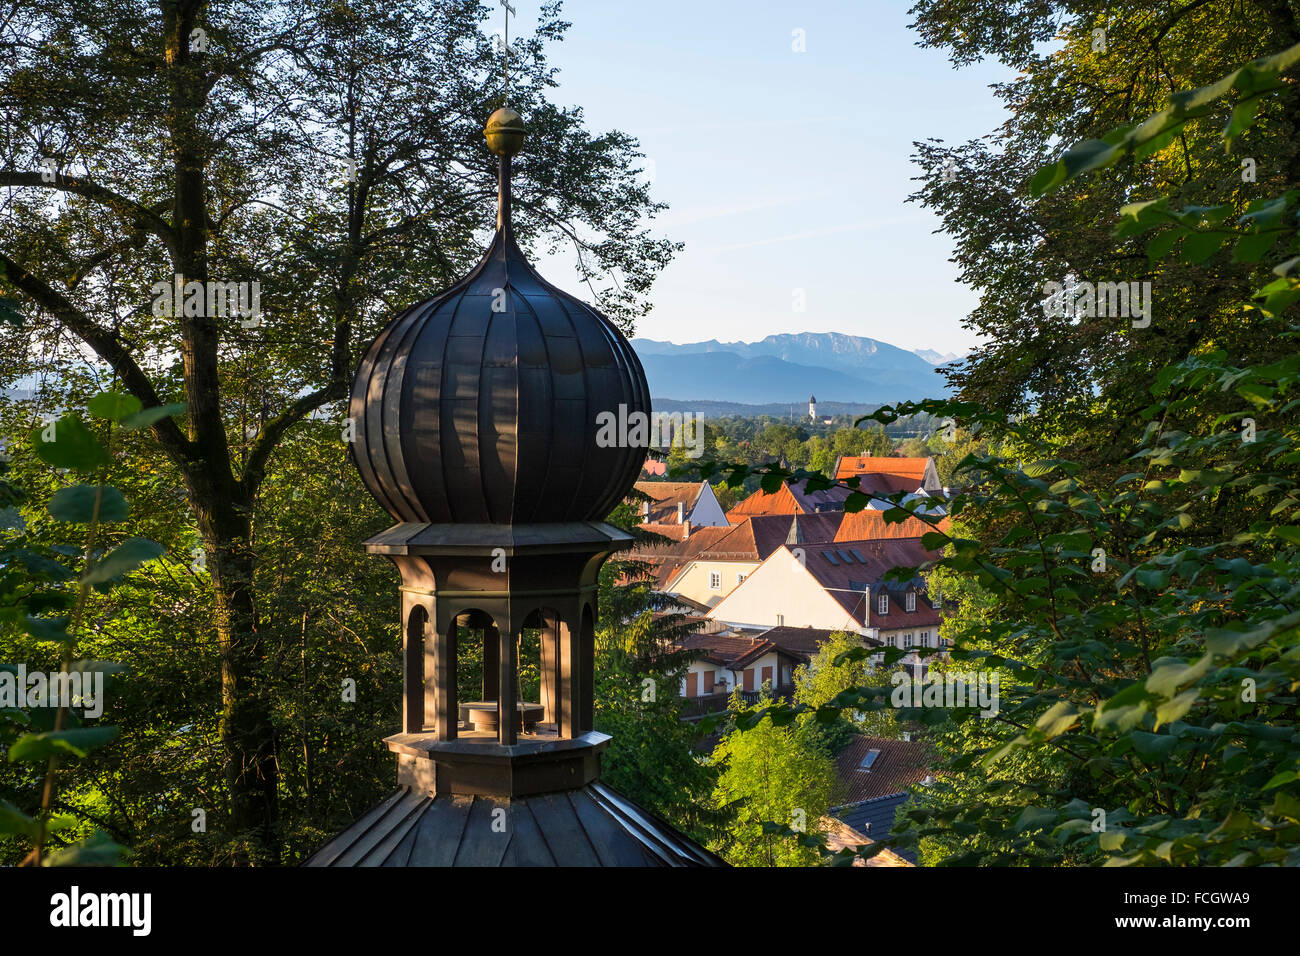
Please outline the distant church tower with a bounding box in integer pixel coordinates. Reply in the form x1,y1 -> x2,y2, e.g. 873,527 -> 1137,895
808,394 -> 817,421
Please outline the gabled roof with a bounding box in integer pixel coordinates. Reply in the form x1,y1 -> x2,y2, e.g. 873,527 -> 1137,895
851,472 -> 927,498
725,482 -> 801,519
787,478 -> 855,514
834,734 -> 933,805
633,480 -> 705,524
835,456 -> 931,482
758,625 -> 882,657
832,793 -> 917,865
834,510 -> 948,542
821,815 -> 913,866
677,632 -> 790,668
699,513 -> 843,561
725,478 -> 853,521
798,537 -> 939,626
627,524 -> 736,588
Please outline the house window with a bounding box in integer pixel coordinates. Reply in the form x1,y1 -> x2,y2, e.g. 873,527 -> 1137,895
736,573 -> 746,585
905,633 -> 914,647
709,571 -> 721,590
877,594 -> 889,615
906,591 -> 916,612
858,748 -> 881,771
921,631 -> 930,647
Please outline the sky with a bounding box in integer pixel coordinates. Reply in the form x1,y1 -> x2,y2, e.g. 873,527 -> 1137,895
509,0 -> 1015,356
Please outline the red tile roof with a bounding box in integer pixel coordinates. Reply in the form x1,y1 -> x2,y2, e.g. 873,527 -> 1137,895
725,478 -> 854,521
759,625 -> 881,657
725,482 -> 801,519
851,472 -> 927,498
835,456 -> 931,482
627,524 -> 735,588
698,513 -> 843,561
798,537 -> 940,627
834,510 -> 949,542
835,735 -> 933,804
633,480 -> 705,525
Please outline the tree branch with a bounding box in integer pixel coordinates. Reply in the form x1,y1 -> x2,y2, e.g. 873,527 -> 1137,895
0,171 -> 176,255
0,251 -> 195,464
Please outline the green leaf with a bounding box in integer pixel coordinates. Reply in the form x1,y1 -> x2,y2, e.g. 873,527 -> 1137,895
1022,459 -> 1059,478
43,830 -> 127,867
86,392 -> 142,422
48,485 -> 129,523
1145,227 -> 1183,263
28,416 -> 111,471
1035,702 -> 1079,738
1154,689 -> 1199,729
1031,139 -> 1121,196
1131,731 -> 1179,761
82,538 -> 165,585
1014,806 -> 1057,833
119,402 -> 186,431
0,295 -> 24,326
0,799 -> 36,837
21,615 -> 71,642
1262,770 -> 1297,790
9,726 -> 119,762
1232,230 -> 1281,263
1180,231 -> 1227,264
1099,828 -> 1126,851
1273,526 -> 1300,545
1224,97 -> 1262,145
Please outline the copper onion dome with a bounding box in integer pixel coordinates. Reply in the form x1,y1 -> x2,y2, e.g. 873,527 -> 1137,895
349,110 -> 651,525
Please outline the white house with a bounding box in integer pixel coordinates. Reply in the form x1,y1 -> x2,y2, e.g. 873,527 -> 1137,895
705,537 -> 949,673
632,480 -> 729,540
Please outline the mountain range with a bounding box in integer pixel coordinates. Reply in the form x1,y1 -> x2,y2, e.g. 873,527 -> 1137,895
631,332 -> 958,405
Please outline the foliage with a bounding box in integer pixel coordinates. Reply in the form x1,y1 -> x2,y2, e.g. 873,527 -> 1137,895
794,631 -> 904,743
1,393 -> 181,866
708,688 -> 843,867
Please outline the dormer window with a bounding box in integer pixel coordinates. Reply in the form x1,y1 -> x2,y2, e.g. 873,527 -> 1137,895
906,591 -> 916,612
877,593 -> 889,615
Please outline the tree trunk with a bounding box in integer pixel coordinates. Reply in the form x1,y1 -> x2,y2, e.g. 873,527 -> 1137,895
193,485 -> 279,863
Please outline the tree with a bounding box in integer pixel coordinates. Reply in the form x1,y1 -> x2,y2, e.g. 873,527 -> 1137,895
908,0 -> 1300,459
794,631 -> 903,742
0,1 -> 676,861
709,689 -> 842,867
882,43 -> 1300,865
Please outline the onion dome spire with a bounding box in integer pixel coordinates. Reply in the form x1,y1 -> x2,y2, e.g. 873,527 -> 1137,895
348,110 -> 651,525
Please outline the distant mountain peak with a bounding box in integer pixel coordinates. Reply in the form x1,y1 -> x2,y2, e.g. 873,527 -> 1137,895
630,332 -> 951,405
912,347 -> 965,366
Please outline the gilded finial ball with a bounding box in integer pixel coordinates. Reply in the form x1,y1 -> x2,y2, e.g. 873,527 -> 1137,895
484,107 -> 526,157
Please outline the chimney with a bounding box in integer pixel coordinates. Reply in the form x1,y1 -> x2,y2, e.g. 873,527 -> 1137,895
641,499 -> 651,519
677,501 -> 686,523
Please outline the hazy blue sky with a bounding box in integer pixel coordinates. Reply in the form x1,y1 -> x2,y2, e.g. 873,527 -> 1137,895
511,0 -> 1013,354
